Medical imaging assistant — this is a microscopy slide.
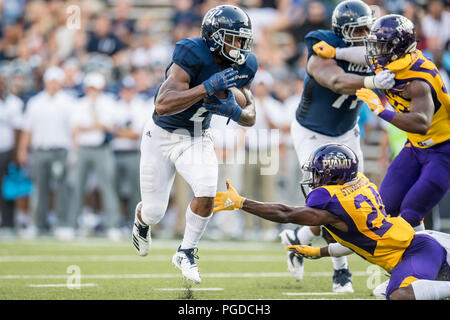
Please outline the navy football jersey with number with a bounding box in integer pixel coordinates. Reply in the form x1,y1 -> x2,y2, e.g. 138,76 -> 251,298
153,37 -> 258,135
296,30 -> 372,137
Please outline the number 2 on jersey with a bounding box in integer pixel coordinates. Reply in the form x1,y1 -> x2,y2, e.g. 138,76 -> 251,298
189,107 -> 208,122
354,187 -> 393,238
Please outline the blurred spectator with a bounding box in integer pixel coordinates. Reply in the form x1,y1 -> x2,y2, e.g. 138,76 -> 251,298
0,76 -> 23,234
69,72 -> 121,240
243,70 -> 284,240
111,0 -> 136,47
421,0 -> 450,50
111,76 -> 149,229
287,1 -> 330,44
17,66 -> 74,238
173,0 -> 202,27
86,15 -> 125,57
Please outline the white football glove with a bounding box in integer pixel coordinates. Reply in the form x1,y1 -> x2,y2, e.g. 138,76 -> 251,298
364,69 -> 395,90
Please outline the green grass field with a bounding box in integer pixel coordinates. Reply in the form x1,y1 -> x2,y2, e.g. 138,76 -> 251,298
0,237 -> 388,300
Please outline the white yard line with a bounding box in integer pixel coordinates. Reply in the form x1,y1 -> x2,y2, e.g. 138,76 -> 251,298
0,271 -> 369,280
283,292 -> 340,296
0,255 -> 284,263
27,283 -> 97,288
155,288 -> 224,291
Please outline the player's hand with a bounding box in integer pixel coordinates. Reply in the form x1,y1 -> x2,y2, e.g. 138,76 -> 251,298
312,41 -> 336,59
203,68 -> 238,95
364,69 -> 396,89
356,88 -> 385,115
374,69 -> 396,89
213,179 -> 245,213
286,245 -> 321,259
203,91 -> 242,122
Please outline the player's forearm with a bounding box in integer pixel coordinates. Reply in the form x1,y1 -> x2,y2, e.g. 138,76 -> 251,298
241,199 -> 325,226
237,101 -> 255,126
155,85 -> 207,116
328,73 -> 365,95
389,112 -> 430,135
237,87 -> 256,126
241,199 -> 298,223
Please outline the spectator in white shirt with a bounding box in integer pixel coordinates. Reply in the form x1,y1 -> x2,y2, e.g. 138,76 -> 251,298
421,0 -> 450,50
69,72 -> 122,240
111,76 -> 149,228
0,76 -> 23,234
243,70 -> 285,240
17,66 -> 74,238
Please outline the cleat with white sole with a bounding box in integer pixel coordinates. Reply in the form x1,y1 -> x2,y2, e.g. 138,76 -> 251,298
279,227 -> 304,281
333,268 -> 354,293
132,201 -> 151,256
172,246 -> 201,284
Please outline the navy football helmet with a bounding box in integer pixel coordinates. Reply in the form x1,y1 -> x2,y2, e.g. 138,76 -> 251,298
365,14 -> 417,71
300,144 -> 359,194
332,0 -> 375,45
201,5 -> 253,65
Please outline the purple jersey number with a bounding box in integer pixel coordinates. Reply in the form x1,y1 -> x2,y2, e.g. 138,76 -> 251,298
354,188 -> 393,238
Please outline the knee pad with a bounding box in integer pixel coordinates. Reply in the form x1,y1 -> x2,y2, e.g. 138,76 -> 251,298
140,203 -> 167,225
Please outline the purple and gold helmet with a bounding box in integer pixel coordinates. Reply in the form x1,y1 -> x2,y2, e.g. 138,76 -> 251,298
301,144 -> 359,191
365,14 -> 417,71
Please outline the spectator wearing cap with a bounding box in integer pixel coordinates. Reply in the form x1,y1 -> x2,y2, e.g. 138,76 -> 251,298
16,66 -> 74,238
0,76 -> 23,235
69,72 -> 121,240
111,76 -> 149,228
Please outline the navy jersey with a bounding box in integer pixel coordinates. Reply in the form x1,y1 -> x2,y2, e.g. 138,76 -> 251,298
153,37 -> 258,135
296,30 -> 372,137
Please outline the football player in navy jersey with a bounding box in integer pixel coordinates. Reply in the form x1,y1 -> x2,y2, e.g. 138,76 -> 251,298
131,5 -> 258,284
278,0 -> 397,293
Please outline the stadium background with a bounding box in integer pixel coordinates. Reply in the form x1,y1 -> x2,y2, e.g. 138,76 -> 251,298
0,0 -> 449,300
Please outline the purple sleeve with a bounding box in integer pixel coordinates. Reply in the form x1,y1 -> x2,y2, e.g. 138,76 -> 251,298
305,188 -> 332,209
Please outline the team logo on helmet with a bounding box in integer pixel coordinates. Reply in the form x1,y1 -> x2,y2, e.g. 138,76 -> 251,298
365,14 -> 417,71
300,144 -> 359,196
201,5 -> 253,65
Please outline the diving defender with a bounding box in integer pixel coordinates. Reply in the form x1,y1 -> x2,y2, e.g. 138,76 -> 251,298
214,144 -> 450,300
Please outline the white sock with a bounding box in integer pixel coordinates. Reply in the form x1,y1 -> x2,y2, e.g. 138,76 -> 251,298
332,256 -> 348,270
180,204 -> 212,249
296,226 -> 317,245
411,279 -> 450,300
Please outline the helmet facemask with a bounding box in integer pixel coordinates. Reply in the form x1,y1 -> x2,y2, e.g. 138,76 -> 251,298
334,15 -> 374,46
211,27 -> 253,65
365,34 -> 417,71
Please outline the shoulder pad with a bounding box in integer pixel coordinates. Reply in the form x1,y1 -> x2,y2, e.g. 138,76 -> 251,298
172,38 -> 206,79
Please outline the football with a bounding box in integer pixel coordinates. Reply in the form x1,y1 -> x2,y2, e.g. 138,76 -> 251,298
204,87 -> 247,108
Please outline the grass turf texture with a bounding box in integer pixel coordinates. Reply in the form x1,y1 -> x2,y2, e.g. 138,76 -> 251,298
0,237 -> 388,300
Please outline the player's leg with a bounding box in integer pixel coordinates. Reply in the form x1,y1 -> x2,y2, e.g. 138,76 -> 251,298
133,123 -> 176,256
387,233 -> 448,300
379,145 -> 422,217
398,145 -> 450,228
172,132 -> 218,283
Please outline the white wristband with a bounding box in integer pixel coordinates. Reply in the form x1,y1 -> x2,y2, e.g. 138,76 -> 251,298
364,76 -> 376,89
